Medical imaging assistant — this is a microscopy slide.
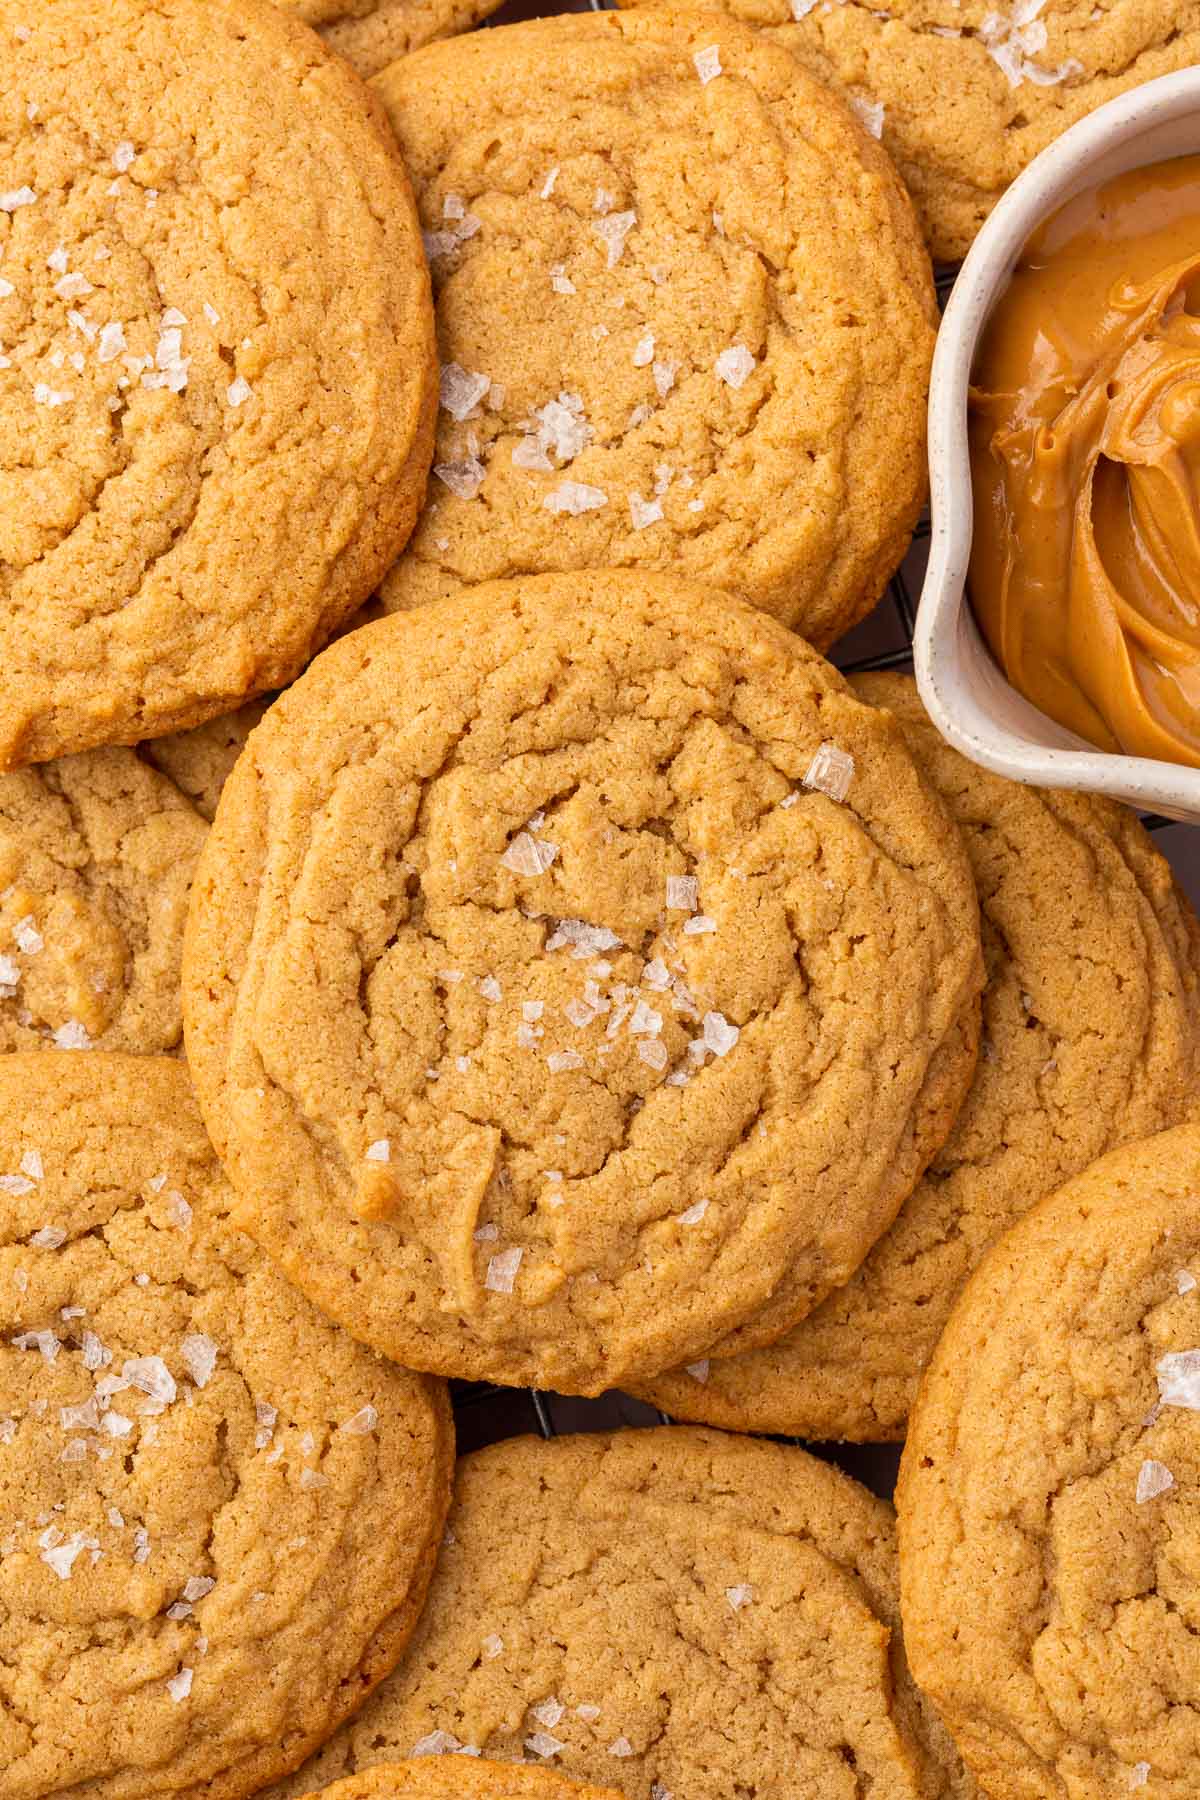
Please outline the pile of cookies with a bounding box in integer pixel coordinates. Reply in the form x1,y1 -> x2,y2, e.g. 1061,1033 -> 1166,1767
3,1 -> 1200,1798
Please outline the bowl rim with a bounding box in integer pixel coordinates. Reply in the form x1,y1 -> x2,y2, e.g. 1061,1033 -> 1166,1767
913,64 -> 1200,817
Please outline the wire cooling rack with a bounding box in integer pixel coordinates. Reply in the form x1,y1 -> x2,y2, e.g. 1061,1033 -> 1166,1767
441,178 -> 1181,1501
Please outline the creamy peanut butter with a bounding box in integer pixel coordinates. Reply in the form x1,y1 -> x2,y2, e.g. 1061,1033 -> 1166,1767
969,156 -> 1200,768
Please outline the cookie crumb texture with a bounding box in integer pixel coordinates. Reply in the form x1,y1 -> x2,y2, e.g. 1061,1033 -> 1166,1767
261,1428 -> 963,1800
0,748 -> 207,1054
276,0 -> 506,77
183,572 -> 981,1394
0,0 -> 436,766
311,1761 -> 623,1798
143,701 -> 269,823
622,0 -> 1200,261
0,1053 -> 453,1800
899,1124 -> 1200,1799
637,673 -> 1200,1438
373,9 -> 934,649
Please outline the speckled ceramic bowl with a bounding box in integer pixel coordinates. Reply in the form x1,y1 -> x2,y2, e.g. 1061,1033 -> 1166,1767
914,68 -> 1200,825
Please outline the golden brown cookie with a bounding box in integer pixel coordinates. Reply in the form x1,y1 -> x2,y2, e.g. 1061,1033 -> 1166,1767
258,1427 -> 968,1800
0,747 -> 208,1054
275,0 -> 505,78
0,0 -> 436,766
143,702 -> 269,824
0,1052 -> 453,1800
617,0 -> 1200,262
638,673 -> 1200,1437
310,1764 -> 623,1800
898,1123 -> 1200,1799
371,9 -> 935,649
182,572 -> 982,1395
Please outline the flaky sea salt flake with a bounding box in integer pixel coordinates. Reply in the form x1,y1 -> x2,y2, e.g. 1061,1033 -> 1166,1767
628,492 -> 663,530
501,832 -> 558,877
594,210 -> 637,269
850,95 -> 885,138
181,1334 -> 217,1388
544,480 -> 607,516
525,1733 -> 566,1759
0,188 -> 36,212
1178,1269 -> 1197,1295
341,1404 -> 378,1436
666,874 -> 698,911
123,1355 -> 176,1405
702,1011 -> 739,1057
547,1050 -> 583,1073
434,454 -> 485,500
485,1246 -> 523,1294
365,1139 -> 390,1163
686,1360 -> 709,1384
52,1020 -> 92,1050
439,361 -> 491,421
1136,1458 -> 1175,1503
803,741 -> 855,803
608,1737 -> 634,1758
226,375 -> 252,407
694,45 -> 722,82
715,345 -> 755,389
532,1697 -> 565,1728
167,1667 -> 193,1703
1157,1348 -> 1200,1409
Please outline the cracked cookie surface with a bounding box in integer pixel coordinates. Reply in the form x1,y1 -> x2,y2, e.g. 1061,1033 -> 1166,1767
898,1123 -> 1200,1799
260,1427 -> 967,1800
0,747 -> 207,1054
638,673 -> 1200,1437
372,9 -> 934,649
276,0 -> 505,77
0,0 -> 435,766
310,1764 -> 623,1799
620,0 -> 1200,261
0,1053 -> 453,1800
182,572 -> 982,1394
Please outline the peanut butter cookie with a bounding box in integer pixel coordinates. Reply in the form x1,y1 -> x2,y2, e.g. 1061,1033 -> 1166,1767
0,1053 -> 453,1800
639,673 -> 1200,1437
619,0 -> 1200,262
372,9 -> 935,649
260,1428 -> 969,1800
143,703 -> 269,824
898,1123 -> 1200,1799
276,0 -> 505,78
0,747 -> 208,1055
310,1764 -> 622,1799
183,572 -> 982,1394
0,0 -> 435,766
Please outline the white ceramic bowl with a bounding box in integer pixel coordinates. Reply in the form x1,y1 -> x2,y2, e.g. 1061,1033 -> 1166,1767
914,67 -> 1200,825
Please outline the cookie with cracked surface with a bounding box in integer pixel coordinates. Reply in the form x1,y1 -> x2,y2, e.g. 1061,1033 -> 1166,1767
310,1764 -> 623,1799
142,702 -> 269,824
182,571 -> 983,1394
617,0 -> 1200,262
258,1427 -> 971,1800
0,0 -> 436,766
275,0 -> 505,78
898,1123 -> 1200,1799
0,1052 -> 453,1800
371,8 -> 935,650
0,747 -> 208,1054
638,672 -> 1200,1437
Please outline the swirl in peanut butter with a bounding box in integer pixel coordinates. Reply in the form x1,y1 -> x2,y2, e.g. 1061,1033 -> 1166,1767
969,156 -> 1200,768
